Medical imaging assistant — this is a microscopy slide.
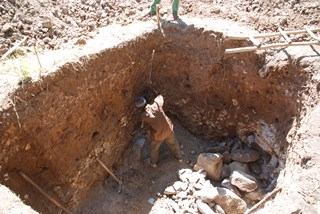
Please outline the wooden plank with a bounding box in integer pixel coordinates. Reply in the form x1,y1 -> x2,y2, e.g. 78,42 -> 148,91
19,171 -> 73,214
225,41 -> 320,54
1,36 -> 28,60
249,35 -> 261,47
305,27 -> 320,41
278,27 -> 292,43
224,27 -> 320,40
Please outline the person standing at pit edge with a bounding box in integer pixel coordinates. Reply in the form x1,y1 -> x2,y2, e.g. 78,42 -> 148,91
135,95 -> 183,167
146,0 -> 180,20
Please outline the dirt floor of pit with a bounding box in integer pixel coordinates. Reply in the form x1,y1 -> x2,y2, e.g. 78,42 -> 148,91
76,116 -> 214,214
74,104 -> 320,214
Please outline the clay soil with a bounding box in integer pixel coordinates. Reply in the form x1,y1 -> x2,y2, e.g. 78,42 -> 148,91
0,0 -> 320,214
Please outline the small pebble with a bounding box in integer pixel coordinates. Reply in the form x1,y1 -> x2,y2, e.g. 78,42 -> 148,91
147,198 -> 155,205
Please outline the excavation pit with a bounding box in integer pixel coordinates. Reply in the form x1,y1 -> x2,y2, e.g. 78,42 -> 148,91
1,19 -> 320,213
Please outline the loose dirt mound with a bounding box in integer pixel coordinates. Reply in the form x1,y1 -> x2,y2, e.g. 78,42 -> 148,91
1,0 -> 319,57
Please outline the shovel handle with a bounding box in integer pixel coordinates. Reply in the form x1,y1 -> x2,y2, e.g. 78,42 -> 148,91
97,159 -> 122,185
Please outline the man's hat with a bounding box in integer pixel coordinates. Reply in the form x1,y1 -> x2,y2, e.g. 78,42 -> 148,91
135,97 -> 146,108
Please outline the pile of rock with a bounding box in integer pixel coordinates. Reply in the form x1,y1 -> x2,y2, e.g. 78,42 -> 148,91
204,137 -> 280,192
160,168 -> 247,214
158,137 -> 280,213
0,0 -> 146,56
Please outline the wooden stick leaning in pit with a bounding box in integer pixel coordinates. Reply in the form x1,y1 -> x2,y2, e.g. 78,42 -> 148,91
34,42 -> 43,70
19,171 -> 72,214
97,159 -> 122,186
244,187 -> 282,214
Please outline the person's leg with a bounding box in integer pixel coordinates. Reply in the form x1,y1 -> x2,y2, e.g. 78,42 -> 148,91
165,133 -> 182,160
172,0 -> 180,16
150,140 -> 161,165
150,0 -> 161,15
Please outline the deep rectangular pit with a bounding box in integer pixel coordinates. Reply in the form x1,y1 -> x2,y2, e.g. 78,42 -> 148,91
0,21 -> 319,213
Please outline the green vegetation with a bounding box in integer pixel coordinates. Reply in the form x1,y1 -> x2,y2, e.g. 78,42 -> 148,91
15,59 -> 32,85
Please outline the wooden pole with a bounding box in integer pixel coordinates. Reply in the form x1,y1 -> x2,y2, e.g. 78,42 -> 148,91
148,50 -> 155,85
19,171 -> 72,214
224,28 -> 320,40
34,43 -> 43,70
249,35 -> 261,47
305,27 -> 320,41
225,41 -> 320,54
97,159 -> 122,185
278,27 -> 292,43
1,36 -> 28,60
244,187 -> 282,214
156,5 -> 161,26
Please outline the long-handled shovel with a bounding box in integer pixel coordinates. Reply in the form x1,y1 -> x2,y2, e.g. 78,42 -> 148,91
97,159 -> 122,194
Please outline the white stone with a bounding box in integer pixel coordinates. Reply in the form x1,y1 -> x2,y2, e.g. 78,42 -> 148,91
196,200 -> 216,214
254,122 -> 277,155
168,200 -> 179,212
193,185 -> 219,203
164,186 -> 176,195
188,171 -> 207,184
176,191 -> 188,199
221,178 -> 241,197
194,153 -> 223,181
244,186 -> 265,201
230,170 -> 258,192
173,181 -> 188,192
147,198 -> 155,205
178,168 -> 193,182
213,187 -> 247,214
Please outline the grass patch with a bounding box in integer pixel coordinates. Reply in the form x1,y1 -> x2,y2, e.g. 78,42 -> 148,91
8,58 -> 33,85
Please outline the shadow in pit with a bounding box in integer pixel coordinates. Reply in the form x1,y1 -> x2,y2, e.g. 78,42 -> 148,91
280,45 -> 320,64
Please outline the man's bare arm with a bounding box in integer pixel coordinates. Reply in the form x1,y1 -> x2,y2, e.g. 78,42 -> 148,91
154,95 -> 164,107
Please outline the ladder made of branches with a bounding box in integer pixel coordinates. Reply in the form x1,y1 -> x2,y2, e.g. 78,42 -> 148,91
224,27 -> 320,54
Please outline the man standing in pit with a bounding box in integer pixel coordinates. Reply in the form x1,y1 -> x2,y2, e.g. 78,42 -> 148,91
135,95 -> 182,167
145,0 -> 180,20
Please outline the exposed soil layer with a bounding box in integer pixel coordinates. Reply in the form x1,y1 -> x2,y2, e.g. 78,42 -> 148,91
1,19 -> 320,213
